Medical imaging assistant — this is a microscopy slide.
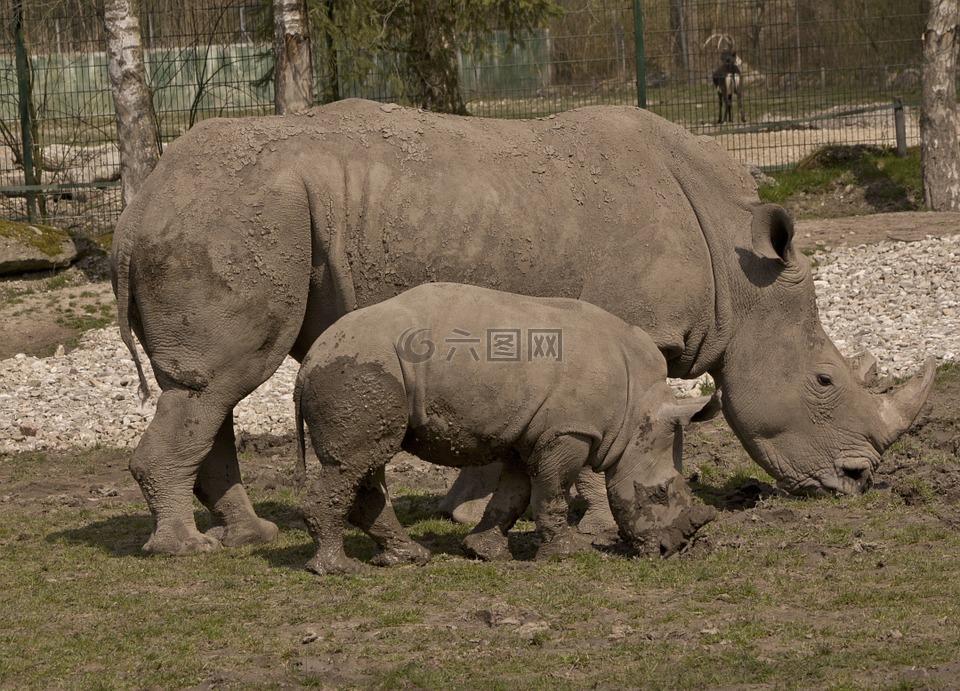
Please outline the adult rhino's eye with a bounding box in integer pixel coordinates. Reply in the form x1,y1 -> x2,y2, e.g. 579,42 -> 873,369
816,373 -> 833,387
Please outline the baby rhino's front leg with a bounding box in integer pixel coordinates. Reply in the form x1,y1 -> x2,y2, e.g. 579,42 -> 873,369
461,459 -> 531,561
529,433 -> 596,559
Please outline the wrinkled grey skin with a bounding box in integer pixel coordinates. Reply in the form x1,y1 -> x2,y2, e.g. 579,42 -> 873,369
111,99 -> 934,555
295,283 -> 720,573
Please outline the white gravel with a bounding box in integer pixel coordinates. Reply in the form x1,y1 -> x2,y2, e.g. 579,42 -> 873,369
2,233 -> 957,454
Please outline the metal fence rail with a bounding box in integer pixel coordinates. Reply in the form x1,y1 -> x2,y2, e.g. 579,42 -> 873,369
0,0 -> 930,232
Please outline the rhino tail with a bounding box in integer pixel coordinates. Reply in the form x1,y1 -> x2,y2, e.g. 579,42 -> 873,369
293,365 -> 307,488
111,230 -> 151,405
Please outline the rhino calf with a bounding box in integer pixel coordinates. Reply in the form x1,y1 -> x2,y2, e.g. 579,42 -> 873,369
295,283 -> 719,574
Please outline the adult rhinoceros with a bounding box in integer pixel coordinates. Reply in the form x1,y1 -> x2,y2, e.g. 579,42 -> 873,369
111,98 -> 933,556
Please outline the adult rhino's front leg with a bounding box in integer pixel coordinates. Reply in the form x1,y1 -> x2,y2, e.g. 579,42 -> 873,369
461,459 -> 531,561
438,464 -> 501,525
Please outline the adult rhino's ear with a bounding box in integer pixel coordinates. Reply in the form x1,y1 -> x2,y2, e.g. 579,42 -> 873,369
751,203 -> 795,264
662,391 -> 723,428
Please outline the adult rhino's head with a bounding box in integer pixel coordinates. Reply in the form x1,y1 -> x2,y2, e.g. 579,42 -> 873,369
711,204 -> 935,496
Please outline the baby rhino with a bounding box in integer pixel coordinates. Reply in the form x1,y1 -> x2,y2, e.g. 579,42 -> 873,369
295,283 -> 720,575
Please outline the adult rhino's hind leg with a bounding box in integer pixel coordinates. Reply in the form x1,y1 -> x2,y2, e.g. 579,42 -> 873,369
195,411 -> 279,548
124,174 -> 311,555
131,389 -> 235,555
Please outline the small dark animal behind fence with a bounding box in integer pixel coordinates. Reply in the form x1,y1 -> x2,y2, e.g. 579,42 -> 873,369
709,34 -> 745,125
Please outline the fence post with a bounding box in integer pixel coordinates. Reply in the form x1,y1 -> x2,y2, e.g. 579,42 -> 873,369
13,0 -> 36,222
633,0 -> 646,108
894,98 -> 907,157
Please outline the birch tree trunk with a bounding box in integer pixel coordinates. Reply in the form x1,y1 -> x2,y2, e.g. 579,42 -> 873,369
274,0 -> 314,114
921,0 -> 960,211
104,0 -> 159,209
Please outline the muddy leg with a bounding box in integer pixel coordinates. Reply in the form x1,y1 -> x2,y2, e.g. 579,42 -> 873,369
574,466 -> 619,542
298,351 -> 418,572
461,460 -> 531,561
349,466 -> 430,568
194,411 -> 278,548
131,389 -> 232,555
301,462 -> 367,575
530,434 -> 594,560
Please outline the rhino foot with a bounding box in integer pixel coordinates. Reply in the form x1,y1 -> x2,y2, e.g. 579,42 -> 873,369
306,553 -> 367,576
576,508 -> 620,543
370,541 -> 431,568
461,529 -> 511,561
209,517 -> 279,549
535,530 -> 592,560
143,523 -> 223,556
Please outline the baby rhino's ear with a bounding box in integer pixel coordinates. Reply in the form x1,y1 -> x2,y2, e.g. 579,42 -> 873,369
662,390 -> 723,428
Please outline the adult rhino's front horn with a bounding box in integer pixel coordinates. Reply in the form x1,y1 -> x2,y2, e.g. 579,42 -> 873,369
877,357 -> 936,450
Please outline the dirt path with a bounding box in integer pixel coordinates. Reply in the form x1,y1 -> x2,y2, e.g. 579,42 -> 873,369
793,210 -> 960,250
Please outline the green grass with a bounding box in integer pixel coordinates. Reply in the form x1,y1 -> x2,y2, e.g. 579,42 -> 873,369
0,453 -> 960,689
55,311 -> 113,332
2,439 -> 960,688
44,273 -> 73,290
758,145 -> 922,214
0,284 -> 36,309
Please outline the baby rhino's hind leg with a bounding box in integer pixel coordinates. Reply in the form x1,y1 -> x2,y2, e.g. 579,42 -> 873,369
350,465 -> 430,567
298,355 -> 414,574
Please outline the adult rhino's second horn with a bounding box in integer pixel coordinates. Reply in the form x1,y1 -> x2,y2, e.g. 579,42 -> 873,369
877,357 -> 936,449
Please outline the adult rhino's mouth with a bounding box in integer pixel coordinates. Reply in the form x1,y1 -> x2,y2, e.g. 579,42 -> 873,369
776,459 -> 875,496
775,476 -> 829,497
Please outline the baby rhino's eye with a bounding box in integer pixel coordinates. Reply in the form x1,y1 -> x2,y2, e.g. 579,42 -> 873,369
816,373 -> 833,387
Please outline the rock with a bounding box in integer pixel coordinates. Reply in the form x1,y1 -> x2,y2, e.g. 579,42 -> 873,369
0,219 -> 78,275
744,163 -> 775,187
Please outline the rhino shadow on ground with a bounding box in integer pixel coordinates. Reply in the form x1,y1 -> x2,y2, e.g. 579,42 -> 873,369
47,512 -> 164,558
47,501 -> 297,558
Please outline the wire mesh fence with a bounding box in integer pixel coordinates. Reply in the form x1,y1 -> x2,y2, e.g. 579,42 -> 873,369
0,0 -> 932,232
641,0 -> 926,170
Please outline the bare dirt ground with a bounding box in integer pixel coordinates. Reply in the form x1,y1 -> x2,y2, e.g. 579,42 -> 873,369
0,248 -> 114,360
2,204 -> 960,686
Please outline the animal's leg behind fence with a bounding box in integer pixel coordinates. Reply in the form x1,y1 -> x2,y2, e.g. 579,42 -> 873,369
736,73 -> 746,122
